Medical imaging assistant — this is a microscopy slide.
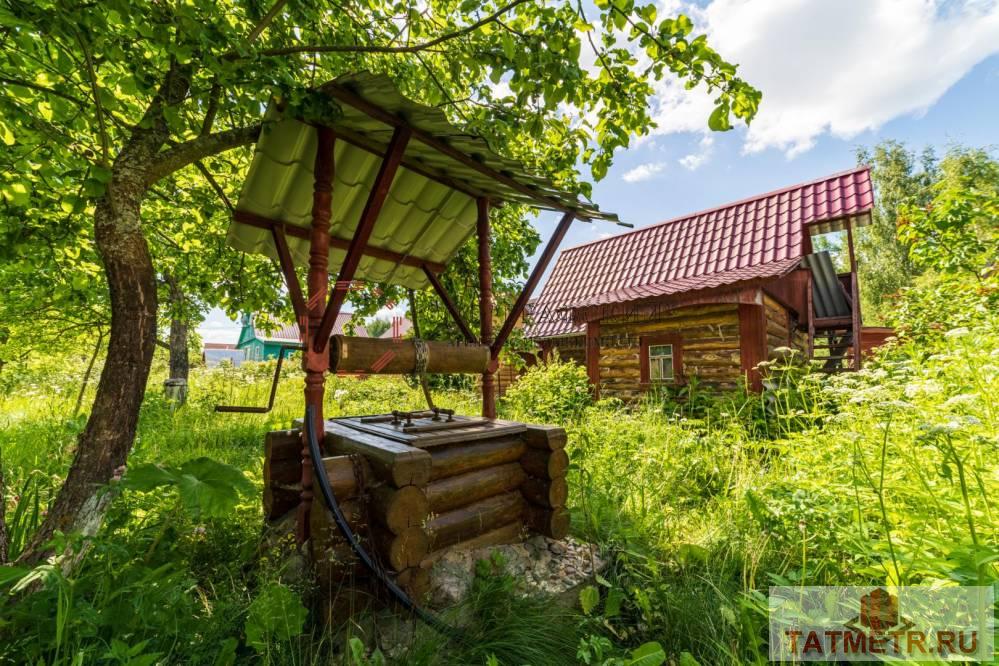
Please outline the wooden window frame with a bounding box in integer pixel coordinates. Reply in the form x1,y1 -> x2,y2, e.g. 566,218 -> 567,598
639,334 -> 684,386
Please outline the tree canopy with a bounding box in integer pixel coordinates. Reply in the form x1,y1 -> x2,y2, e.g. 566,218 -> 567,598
0,0 -> 759,562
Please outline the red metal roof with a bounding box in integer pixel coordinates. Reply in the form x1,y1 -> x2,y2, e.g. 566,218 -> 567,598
255,313 -> 368,340
379,316 -> 413,339
526,167 -> 873,339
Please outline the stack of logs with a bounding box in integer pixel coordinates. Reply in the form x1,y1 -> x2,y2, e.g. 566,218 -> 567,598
262,422 -> 570,602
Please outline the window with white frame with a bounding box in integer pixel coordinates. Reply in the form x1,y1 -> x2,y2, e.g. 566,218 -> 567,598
648,343 -> 674,381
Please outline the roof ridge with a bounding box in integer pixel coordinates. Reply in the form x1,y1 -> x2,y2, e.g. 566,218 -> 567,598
561,165 -> 871,254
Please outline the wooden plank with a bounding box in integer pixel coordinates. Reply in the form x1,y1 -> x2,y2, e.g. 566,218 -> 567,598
322,82 -> 597,219
524,505 -> 570,540
478,197 -> 496,419
426,490 -> 526,550
324,420 -> 431,487
846,218 -> 862,370
602,303 -> 736,325
425,463 -> 526,513
521,476 -> 568,509
738,303 -> 767,392
586,320 -> 600,397
314,126 -> 412,349
271,225 -> 308,325
423,265 -> 477,343
522,425 -> 567,451
421,521 -> 525,567
429,436 -> 526,481
372,525 -> 429,570
520,448 -> 569,480
370,484 -> 429,534
396,565 -> 432,600
299,126 -> 336,543
333,125 -> 485,200
491,212 -> 575,360
320,455 -> 370,500
233,210 -> 446,274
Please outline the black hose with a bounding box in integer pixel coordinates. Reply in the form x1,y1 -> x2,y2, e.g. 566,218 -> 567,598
304,405 -> 459,639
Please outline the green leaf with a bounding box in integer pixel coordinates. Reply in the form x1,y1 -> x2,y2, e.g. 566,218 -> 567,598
579,585 -> 599,615
124,463 -> 179,491
678,651 -> 700,666
2,182 -> 30,206
245,583 -> 307,654
604,587 -> 624,618
175,457 -> 253,518
627,642 -> 667,666
0,565 -> 28,587
708,102 -> 731,132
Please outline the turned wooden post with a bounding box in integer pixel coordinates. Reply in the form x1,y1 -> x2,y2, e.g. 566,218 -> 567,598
477,197 -> 496,419
299,126 -> 336,543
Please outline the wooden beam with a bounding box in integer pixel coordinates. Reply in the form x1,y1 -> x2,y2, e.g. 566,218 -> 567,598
322,83 -> 595,221
477,198 -> 496,419
333,126 -> 485,200
585,320 -> 600,398
738,303 -> 767,392
314,126 -> 411,350
233,210 -> 446,274
491,212 -> 575,360
845,217 -> 862,370
806,270 -> 815,359
422,264 -> 476,343
299,126 -> 336,543
271,225 -> 307,325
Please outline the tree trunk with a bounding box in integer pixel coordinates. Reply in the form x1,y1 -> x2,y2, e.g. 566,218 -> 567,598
164,274 -> 189,405
19,194 -> 158,563
17,63 -> 190,565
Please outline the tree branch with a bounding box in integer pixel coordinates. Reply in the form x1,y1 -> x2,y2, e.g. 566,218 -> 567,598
226,0 -> 532,59
246,0 -> 289,44
0,76 -> 87,108
145,124 -> 261,185
194,161 -> 235,212
200,81 -> 222,136
73,29 -> 111,166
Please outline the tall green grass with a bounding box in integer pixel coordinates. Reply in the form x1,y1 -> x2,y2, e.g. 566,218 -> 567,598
0,313 -> 996,664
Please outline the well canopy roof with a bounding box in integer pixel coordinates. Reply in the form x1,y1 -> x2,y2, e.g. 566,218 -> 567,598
526,167 -> 874,339
228,71 -> 616,291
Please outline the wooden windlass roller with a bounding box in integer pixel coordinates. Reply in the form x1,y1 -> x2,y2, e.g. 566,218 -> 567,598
329,335 -> 490,375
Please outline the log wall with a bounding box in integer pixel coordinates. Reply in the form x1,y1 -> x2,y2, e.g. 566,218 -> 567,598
537,335 -> 586,366
265,421 -> 570,604
596,304 -> 743,399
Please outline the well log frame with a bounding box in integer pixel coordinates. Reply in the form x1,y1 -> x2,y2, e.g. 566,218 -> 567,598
254,97 -> 588,541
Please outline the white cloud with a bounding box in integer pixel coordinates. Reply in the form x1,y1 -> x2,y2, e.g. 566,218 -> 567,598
649,0 -> 999,156
622,161 -> 667,182
678,136 -> 714,170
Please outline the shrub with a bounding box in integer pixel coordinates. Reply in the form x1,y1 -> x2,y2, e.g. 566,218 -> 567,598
501,356 -> 592,423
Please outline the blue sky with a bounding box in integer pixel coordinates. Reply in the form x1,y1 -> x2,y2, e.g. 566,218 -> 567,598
198,0 -> 999,343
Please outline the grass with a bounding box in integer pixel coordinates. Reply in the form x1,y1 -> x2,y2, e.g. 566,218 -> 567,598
0,313 -> 997,664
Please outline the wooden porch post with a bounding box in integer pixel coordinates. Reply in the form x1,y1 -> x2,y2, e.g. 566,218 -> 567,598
586,320 -> 600,398
806,270 -> 815,359
298,126 -> 335,543
477,198 -> 496,419
845,218 -> 862,370
738,302 -> 767,392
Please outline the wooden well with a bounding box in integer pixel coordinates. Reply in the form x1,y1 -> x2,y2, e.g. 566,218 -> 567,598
263,413 -> 569,602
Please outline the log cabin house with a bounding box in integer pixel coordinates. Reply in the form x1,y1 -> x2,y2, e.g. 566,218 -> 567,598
525,167 -> 876,397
